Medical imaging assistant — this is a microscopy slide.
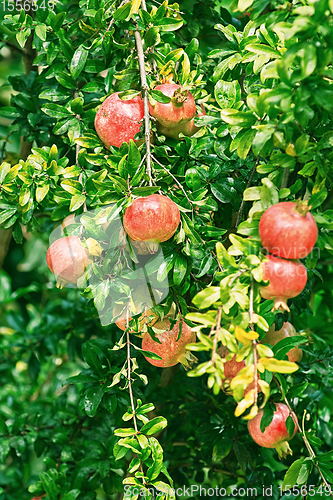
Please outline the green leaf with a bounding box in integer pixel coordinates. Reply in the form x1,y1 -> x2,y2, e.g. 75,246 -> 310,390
70,45 -> 89,80
192,287 -> 220,310
149,89 -> 171,104
42,104 -> 72,119
246,44 -> 280,58
282,458 -> 305,490
140,417 -> 167,436
220,109 -> 257,127
35,23 -> 47,41
131,186 -> 161,196
147,437 -> 164,481
215,80 -> 240,109
272,336 -> 307,360
173,254 -> 187,286
0,208 -> 17,225
51,12 -> 66,32
62,490 -> 81,500
113,1 -> 132,21
260,404 -> 274,433
145,26 -> 160,47
36,184 -> 50,203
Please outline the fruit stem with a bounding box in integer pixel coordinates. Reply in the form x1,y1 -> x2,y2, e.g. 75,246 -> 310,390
126,307 -> 146,479
295,199 -> 312,217
134,21 -> 153,186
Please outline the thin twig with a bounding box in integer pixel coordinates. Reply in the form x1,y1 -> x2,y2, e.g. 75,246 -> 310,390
152,154 -> 193,207
235,160 -> 258,229
134,25 -> 152,186
277,382 -> 333,498
149,0 -> 184,14
211,307 -> 222,363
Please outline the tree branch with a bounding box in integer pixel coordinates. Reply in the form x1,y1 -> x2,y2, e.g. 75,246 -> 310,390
235,160 -> 258,229
134,24 -> 152,186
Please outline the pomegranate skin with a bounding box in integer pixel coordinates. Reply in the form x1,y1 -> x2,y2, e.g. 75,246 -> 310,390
47,236 -> 91,284
142,320 -> 196,367
264,322 -> 303,363
95,92 -> 144,149
149,84 -> 196,129
248,403 -> 297,458
259,202 -> 318,259
123,194 -> 180,243
157,104 -> 206,139
260,254 -> 307,312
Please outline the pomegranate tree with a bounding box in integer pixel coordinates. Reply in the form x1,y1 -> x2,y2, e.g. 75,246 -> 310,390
248,402 -> 298,458
264,322 -> 303,363
259,201 -> 318,259
142,319 -> 196,367
123,194 -> 180,243
47,236 -> 91,285
157,104 -> 206,139
95,92 -> 144,149
260,254 -> 307,312
149,83 -> 196,129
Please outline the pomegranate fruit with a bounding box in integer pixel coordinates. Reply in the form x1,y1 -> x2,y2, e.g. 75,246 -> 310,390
248,402 -> 298,458
157,104 -> 206,139
142,319 -> 196,367
264,322 -> 303,363
260,254 -> 307,312
95,92 -> 144,149
218,346 -> 261,397
123,194 -> 180,243
149,83 -> 196,129
259,201 -> 318,259
47,236 -> 91,285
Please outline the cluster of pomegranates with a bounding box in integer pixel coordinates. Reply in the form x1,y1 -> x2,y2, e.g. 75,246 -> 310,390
94,82 -> 203,149
259,201 -> 318,312
46,193 -> 180,285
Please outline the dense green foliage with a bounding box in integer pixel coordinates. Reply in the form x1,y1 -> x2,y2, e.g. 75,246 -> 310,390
1,0 -> 333,499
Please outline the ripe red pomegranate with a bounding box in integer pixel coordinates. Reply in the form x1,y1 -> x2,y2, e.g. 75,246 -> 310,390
46,236 -> 91,285
264,322 -> 303,363
260,254 -> 307,312
123,194 -> 180,243
248,402 -> 298,458
142,319 -> 196,367
95,92 -> 144,149
149,83 -> 196,129
157,104 -> 206,139
259,201 -> 318,259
